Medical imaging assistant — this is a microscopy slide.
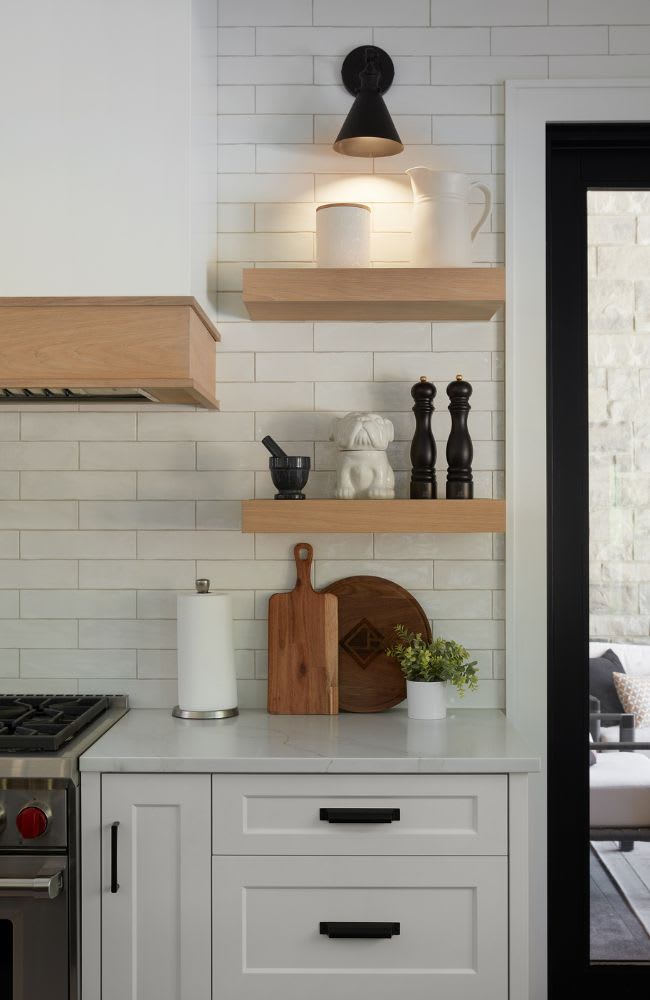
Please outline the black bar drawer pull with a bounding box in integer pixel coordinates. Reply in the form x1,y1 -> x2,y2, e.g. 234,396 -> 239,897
110,821 -> 120,894
319,807 -> 400,824
320,921 -> 400,939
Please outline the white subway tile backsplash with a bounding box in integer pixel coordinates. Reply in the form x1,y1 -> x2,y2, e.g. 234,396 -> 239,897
373,351 -> 492,382
549,0 -> 650,25
429,56 -> 548,85
374,533 -> 493,559
0,651 -> 18,677
430,0 -> 547,25
434,560 -> 504,590
80,442 -> 195,471
218,0 -> 313,27
195,501 -> 242,529
256,352 -> 372,382
137,471 -> 253,500
374,27 -> 489,54
549,54 -> 650,77
0,533 -> 18,559
0,592 -> 19,618
217,232 -> 313,261
256,143 -> 370,174
217,322 -> 313,352
79,561 -> 197,590
137,412 -> 253,442
0,502 -> 77,529
0,620 -> 77,649
217,115 -> 313,144
257,27 -> 372,55
382,85 -> 491,115
492,26 -> 608,55
413,589 -> 493,619
313,0 -> 429,25
79,619 -> 177,649
0,443 -> 78,470
217,57 -> 314,84
20,531 -> 135,560
20,590 -> 135,619
21,413 -> 136,441
216,85 -> 255,113
0,562 -> 77,589
137,649 -> 177,679
217,383 -> 314,411
20,650 -> 136,679
314,323 -> 432,353
21,471 -> 136,500
79,501 -> 195,529
255,86 -> 349,115
0,475 -> 19,500
610,27 -> 650,53
433,115 -> 504,144
137,530 -> 254,559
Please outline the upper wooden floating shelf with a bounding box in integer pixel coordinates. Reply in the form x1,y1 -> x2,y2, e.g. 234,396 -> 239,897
243,267 -> 505,321
242,499 -> 505,534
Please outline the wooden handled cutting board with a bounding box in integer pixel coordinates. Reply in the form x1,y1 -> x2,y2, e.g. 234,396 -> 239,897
268,543 -> 339,715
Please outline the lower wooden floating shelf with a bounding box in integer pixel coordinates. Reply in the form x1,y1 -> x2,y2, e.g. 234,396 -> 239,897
241,499 -> 505,534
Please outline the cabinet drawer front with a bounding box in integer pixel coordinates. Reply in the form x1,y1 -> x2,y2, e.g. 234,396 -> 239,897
212,774 -> 507,855
212,855 -> 507,1000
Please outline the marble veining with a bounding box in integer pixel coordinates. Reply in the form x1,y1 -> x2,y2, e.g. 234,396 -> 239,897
80,708 -> 540,774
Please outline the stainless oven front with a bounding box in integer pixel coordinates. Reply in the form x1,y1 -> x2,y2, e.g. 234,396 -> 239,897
0,855 -> 69,1000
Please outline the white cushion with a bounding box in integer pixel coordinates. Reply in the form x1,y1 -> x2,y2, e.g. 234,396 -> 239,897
590,751 -> 650,828
600,724 -> 650,744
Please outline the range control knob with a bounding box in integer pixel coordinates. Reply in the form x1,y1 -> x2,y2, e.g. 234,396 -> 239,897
16,805 -> 48,839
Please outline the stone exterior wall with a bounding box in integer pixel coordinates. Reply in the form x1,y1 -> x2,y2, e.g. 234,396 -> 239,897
589,190 -> 650,644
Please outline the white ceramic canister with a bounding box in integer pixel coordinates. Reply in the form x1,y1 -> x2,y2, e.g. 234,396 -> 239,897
406,679 -> 447,720
406,168 -> 492,267
316,203 -> 371,267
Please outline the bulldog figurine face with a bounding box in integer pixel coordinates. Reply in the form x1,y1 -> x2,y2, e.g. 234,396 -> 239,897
331,412 -> 395,452
330,412 -> 395,500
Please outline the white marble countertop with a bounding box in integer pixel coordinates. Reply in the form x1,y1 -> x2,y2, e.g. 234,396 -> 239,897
80,708 -> 540,774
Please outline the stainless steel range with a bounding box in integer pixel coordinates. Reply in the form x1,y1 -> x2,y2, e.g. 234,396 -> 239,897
0,694 -> 128,1000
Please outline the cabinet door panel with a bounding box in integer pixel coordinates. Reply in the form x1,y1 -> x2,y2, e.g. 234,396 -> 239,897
101,774 -> 211,1000
212,855 -> 507,1000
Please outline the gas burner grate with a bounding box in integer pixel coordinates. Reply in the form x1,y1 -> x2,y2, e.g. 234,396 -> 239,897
0,696 -> 109,751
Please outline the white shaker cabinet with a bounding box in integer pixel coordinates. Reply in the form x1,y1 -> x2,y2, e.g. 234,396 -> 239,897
93,774 -> 211,1000
80,709 -> 539,1000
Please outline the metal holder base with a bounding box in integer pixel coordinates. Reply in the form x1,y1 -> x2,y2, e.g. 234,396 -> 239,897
341,46 -> 395,95
172,706 -> 239,720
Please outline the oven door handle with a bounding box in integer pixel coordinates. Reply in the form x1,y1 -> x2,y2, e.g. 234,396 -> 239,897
0,871 -> 63,900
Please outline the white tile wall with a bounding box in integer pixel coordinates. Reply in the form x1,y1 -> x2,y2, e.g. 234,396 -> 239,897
1,1 -> 646,707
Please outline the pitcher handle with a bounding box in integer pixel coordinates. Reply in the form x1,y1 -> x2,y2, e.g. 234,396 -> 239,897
470,182 -> 492,242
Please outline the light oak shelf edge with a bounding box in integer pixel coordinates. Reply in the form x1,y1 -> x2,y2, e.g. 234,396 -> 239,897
242,267 -> 505,321
241,499 -> 506,534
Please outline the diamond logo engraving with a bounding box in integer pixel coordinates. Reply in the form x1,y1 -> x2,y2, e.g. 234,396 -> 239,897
340,618 -> 385,669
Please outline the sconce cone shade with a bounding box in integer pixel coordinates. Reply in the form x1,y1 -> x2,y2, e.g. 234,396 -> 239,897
333,46 -> 403,158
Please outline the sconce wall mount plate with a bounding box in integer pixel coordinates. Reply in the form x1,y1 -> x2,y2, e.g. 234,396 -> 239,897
340,46 -> 395,95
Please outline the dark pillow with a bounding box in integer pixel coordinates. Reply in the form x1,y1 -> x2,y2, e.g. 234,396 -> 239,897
589,648 -> 625,714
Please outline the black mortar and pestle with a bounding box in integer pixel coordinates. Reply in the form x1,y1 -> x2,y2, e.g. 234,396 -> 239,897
262,436 -> 311,500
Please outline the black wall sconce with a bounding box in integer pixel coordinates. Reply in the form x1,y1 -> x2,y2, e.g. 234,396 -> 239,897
333,46 -> 403,158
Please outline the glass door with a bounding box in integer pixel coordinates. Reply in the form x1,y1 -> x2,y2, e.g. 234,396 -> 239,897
588,190 -> 650,962
547,123 -> 650,992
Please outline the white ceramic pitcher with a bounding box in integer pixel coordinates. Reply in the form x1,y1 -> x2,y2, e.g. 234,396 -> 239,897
406,168 -> 492,267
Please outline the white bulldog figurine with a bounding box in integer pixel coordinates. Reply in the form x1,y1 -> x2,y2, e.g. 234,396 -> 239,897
331,412 -> 395,500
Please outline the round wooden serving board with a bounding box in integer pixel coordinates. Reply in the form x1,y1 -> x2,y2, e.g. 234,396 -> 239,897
322,576 -> 432,713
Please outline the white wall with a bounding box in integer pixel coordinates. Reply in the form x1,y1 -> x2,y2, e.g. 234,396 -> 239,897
0,0 -> 191,294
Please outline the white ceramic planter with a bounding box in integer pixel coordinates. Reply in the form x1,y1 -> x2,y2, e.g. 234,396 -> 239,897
406,680 -> 447,720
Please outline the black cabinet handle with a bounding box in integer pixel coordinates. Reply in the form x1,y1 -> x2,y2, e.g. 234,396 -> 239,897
110,821 -> 120,893
320,922 -> 400,939
319,807 -> 400,824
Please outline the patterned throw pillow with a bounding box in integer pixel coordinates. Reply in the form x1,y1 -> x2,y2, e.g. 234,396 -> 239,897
613,673 -> 650,727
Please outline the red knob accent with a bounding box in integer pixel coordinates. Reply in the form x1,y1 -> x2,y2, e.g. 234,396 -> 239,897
16,806 -> 48,839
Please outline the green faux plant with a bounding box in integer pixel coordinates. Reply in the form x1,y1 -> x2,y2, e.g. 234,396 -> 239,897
386,624 -> 478,695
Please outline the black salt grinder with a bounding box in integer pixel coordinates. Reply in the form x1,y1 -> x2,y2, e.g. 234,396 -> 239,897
445,374 -> 473,499
410,376 -> 437,499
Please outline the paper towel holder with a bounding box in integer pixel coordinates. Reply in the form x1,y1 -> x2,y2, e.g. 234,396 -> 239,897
172,579 -> 240,720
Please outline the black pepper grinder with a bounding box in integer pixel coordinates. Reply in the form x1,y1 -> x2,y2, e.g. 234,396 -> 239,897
446,374 -> 473,499
410,376 -> 437,499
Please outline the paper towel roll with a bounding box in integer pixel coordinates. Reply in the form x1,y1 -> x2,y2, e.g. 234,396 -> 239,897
176,589 -> 238,713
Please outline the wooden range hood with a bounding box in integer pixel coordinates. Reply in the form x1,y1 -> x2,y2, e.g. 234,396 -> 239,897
0,297 -> 220,408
